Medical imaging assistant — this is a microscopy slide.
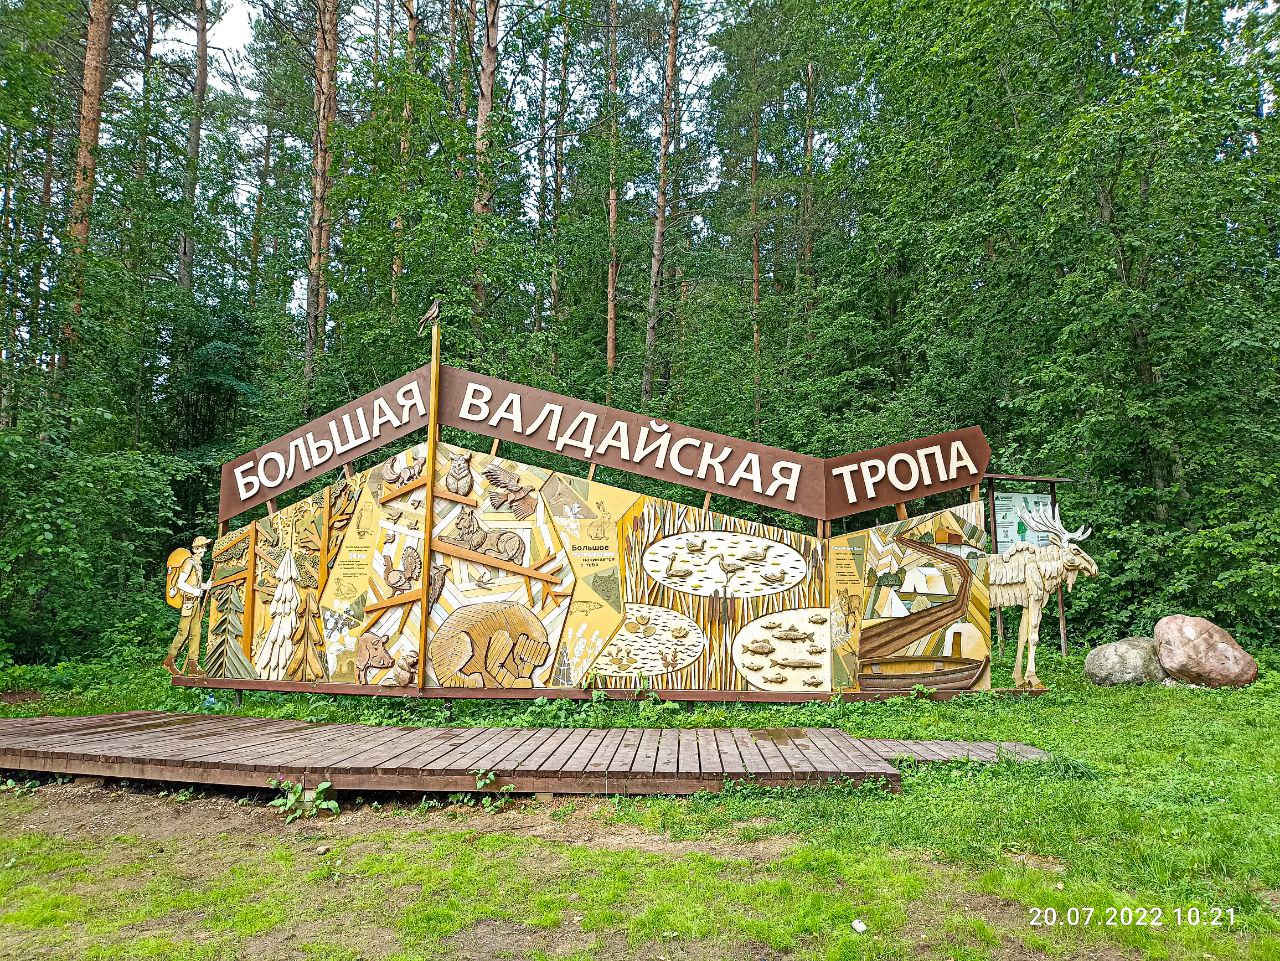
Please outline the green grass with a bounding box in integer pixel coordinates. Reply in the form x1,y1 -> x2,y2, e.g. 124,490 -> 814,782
1,645 -> 1278,959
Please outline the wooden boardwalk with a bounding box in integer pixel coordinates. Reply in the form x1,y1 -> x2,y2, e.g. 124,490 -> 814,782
0,712 -> 1048,795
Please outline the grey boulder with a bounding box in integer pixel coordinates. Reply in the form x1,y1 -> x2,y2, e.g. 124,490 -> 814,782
1155,615 -> 1258,688
1084,636 -> 1167,685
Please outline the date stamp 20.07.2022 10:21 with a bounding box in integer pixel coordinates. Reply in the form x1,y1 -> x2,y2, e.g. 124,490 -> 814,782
1029,906 -> 1237,929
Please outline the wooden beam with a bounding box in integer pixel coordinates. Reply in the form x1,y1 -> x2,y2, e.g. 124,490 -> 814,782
489,437 -> 500,456
240,523 -> 258,657
419,324 -> 443,690
430,538 -> 562,584
266,498 -> 277,515
895,503 -> 908,521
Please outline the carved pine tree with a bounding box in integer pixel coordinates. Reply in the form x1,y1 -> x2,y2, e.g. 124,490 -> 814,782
287,592 -> 327,682
206,583 -> 258,680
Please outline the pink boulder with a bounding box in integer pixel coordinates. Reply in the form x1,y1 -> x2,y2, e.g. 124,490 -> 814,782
1155,615 -> 1258,688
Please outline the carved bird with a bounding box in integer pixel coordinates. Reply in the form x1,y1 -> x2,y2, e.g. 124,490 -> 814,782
739,544 -> 773,563
686,535 -> 707,554
665,554 -> 693,579
710,553 -> 746,578
761,569 -> 787,585
427,562 -> 449,613
385,546 -> 422,595
482,464 -> 538,520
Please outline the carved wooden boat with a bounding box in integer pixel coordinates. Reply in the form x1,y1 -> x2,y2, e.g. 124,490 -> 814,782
857,535 -> 974,660
856,656 -> 989,691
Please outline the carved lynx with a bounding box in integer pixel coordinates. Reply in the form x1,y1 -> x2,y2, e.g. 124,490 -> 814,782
430,601 -> 550,688
441,508 -> 526,564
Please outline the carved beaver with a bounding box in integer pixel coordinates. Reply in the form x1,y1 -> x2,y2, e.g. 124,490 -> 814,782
430,601 -> 549,688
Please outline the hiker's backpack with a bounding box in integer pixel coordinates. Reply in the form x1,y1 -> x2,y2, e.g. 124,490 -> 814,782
165,548 -> 192,609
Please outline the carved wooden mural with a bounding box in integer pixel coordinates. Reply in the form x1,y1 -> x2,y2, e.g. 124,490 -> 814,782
193,440 -> 993,695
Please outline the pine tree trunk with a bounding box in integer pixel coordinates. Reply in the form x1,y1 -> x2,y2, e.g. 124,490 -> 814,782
799,58 -> 815,318
391,0 -> 418,306
305,0 -> 340,408
470,0 -> 499,327
66,0 -> 113,347
605,0 -> 619,399
641,0 -> 680,404
248,120 -> 274,309
548,0 -> 569,332
178,0 -> 208,291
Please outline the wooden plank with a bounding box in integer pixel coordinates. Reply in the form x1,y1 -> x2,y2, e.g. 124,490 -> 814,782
745,730 -> 793,776
539,729 -> 591,772
14,714 -> 242,760
731,728 -> 772,777
343,728 -> 457,772
585,728 -> 626,774
604,729 -> 645,774
630,729 -> 661,774
514,729 -> 574,773
385,728 -> 491,771
491,728 -> 557,772
439,729 -> 524,775
468,728 -> 544,775
712,729 -> 745,776
286,724 -> 412,771
653,729 -> 680,777
128,719 -> 317,765
693,729 -> 720,776
788,729 -> 843,776
562,730 -> 610,774
429,538 -> 562,585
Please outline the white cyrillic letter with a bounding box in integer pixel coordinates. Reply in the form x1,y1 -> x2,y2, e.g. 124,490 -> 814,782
556,411 -> 599,458
488,392 -> 524,432
765,461 -> 802,501
595,420 -> 631,460
697,444 -> 732,484
234,463 -> 260,499
916,445 -> 944,485
331,409 -> 371,454
632,421 -> 671,469
669,437 -> 701,477
524,403 -> 563,441
728,452 -> 764,493
888,452 -> 920,492
258,452 -> 286,488
396,381 -> 427,421
284,438 -> 312,478
458,382 -> 492,421
861,459 -> 887,499
948,440 -> 978,478
370,397 -> 401,436
831,463 -> 860,503
305,431 -> 334,466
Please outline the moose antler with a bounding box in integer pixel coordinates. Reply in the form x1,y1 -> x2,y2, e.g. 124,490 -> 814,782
1019,504 -> 1091,545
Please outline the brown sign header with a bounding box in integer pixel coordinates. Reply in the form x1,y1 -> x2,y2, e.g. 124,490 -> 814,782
219,364 -> 989,522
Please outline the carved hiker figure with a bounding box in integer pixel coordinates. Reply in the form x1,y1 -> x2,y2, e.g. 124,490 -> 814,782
165,535 -> 213,676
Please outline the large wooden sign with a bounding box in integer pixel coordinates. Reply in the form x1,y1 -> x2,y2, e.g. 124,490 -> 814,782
220,365 -> 989,523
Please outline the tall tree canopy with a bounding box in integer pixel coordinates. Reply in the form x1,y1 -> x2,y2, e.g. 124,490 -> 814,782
0,0 -> 1276,663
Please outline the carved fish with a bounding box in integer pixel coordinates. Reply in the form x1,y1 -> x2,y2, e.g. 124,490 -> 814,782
773,626 -> 815,642
761,672 -> 788,685
802,676 -> 824,688
761,621 -> 780,630
808,614 -> 827,624
743,660 -> 765,672
741,640 -> 776,655
807,644 -> 826,655
770,656 -> 823,670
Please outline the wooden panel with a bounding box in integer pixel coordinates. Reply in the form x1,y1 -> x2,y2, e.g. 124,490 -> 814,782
0,712 -> 1043,797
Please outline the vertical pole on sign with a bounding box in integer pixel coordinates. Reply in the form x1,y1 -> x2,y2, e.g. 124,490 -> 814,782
987,477 -> 1003,657
418,323 -> 442,691
1050,481 -> 1068,656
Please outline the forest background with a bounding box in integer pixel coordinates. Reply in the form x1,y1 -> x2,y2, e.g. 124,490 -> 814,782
0,0 -> 1277,667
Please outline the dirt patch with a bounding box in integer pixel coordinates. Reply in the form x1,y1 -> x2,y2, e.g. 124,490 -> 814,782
1007,851 -> 1066,873
0,690 -> 41,705
900,877 -> 1139,960
443,919 -> 786,961
0,779 -> 793,861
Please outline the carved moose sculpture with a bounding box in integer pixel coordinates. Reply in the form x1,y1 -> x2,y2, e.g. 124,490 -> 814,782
988,505 -> 1098,689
